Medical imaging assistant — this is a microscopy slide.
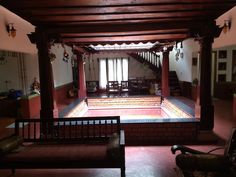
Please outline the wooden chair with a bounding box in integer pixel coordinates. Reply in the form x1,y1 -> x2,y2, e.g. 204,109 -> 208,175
106,81 -> 120,95
171,128 -> 236,177
120,81 -> 130,93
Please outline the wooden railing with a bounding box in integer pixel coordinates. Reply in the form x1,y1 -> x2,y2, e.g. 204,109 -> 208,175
15,116 -> 120,142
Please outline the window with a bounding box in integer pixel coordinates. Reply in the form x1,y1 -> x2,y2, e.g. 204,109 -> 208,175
99,58 -> 128,89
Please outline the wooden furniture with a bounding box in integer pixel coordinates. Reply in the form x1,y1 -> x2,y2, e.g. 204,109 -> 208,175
129,79 -> 149,94
0,116 -> 126,177
171,128 -> 236,177
20,94 -> 40,118
106,81 -> 120,95
0,98 -> 18,117
120,81 -> 130,93
86,81 -> 99,93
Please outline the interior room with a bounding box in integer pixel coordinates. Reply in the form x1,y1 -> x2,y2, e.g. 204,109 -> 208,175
0,1 -> 236,177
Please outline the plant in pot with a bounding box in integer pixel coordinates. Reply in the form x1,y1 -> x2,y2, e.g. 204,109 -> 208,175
192,78 -> 199,86
192,78 -> 199,101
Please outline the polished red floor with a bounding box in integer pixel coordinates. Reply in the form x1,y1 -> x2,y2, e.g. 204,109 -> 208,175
0,99 -> 235,177
84,108 -> 165,119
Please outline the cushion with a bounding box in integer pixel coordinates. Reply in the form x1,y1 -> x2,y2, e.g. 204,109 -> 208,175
0,135 -> 23,156
107,133 -> 120,160
176,154 -> 230,171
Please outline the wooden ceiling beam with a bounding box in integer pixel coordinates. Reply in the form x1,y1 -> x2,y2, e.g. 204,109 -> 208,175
62,33 -> 188,44
61,29 -> 189,38
44,21 -> 205,34
2,0 -> 235,8
24,11 -> 221,22
40,17 -> 208,26
15,4 -> 232,16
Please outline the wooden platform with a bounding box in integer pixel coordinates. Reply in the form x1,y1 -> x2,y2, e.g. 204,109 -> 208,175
87,95 -> 162,109
61,96 -> 199,145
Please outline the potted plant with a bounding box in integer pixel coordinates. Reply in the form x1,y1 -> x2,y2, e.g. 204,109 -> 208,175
192,78 -> 199,86
192,78 -> 199,101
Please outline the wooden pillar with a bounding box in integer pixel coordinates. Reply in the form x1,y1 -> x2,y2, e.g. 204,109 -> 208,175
77,54 -> 87,99
195,24 -> 215,130
34,28 -> 58,119
162,50 -> 170,97
233,94 -> 236,120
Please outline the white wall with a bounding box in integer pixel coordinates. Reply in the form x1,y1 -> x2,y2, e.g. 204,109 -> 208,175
0,6 -> 37,54
24,53 -> 39,93
51,44 -> 73,87
0,51 -> 21,92
0,43 -> 74,95
214,6 -> 236,48
169,39 -> 200,82
0,5 -> 74,92
213,45 -> 236,82
84,51 -> 156,81
0,51 -> 39,94
167,6 -> 236,83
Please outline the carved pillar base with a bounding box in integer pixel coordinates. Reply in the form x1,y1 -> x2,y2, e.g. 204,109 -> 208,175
195,104 -> 214,130
233,94 -> 236,120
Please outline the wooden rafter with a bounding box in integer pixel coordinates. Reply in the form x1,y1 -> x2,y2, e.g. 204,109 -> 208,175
1,0 -> 236,47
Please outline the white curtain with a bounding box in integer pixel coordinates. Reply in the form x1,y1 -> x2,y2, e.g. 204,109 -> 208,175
122,58 -> 128,81
99,58 -> 107,89
99,58 -> 128,89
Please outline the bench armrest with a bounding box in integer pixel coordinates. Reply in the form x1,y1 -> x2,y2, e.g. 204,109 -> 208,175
171,145 -> 205,154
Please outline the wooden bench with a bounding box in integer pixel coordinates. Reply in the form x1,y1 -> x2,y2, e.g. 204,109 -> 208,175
0,116 -> 125,177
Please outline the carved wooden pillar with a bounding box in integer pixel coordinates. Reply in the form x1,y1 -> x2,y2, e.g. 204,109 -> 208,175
77,54 -> 87,99
195,23 -> 215,130
162,50 -> 170,97
34,28 -> 58,119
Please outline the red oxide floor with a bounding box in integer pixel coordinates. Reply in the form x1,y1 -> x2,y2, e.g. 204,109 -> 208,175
0,99 -> 235,177
83,108 -> 165,119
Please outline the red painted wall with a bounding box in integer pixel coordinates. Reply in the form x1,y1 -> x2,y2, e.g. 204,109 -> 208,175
20,83 -> 74,118
20,95 -> 40,118
54,83 -> 74,105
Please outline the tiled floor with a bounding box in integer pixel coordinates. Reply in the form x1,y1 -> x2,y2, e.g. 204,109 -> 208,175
0,98 -> 235,177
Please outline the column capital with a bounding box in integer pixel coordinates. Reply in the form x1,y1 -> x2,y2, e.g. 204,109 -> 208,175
194,21 -> 222,45
162,50 -> 170,58
28,27 -> 61,46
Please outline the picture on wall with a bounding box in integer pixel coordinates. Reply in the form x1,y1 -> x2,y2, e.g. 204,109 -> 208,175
218,50 -> 227,59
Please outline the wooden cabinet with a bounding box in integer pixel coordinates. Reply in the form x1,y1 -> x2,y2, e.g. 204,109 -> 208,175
0,99 -> 18,117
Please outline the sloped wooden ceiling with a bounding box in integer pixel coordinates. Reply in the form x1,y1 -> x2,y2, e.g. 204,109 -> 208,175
1,0 -> 236,50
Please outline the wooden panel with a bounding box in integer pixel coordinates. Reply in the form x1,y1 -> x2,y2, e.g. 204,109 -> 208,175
61,29 -> 189,37
24,11 -> 220,23
2,0 -> 236,46
2,0 -> 235,8
63,33 -> 188,44
15,4 -> 233,16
